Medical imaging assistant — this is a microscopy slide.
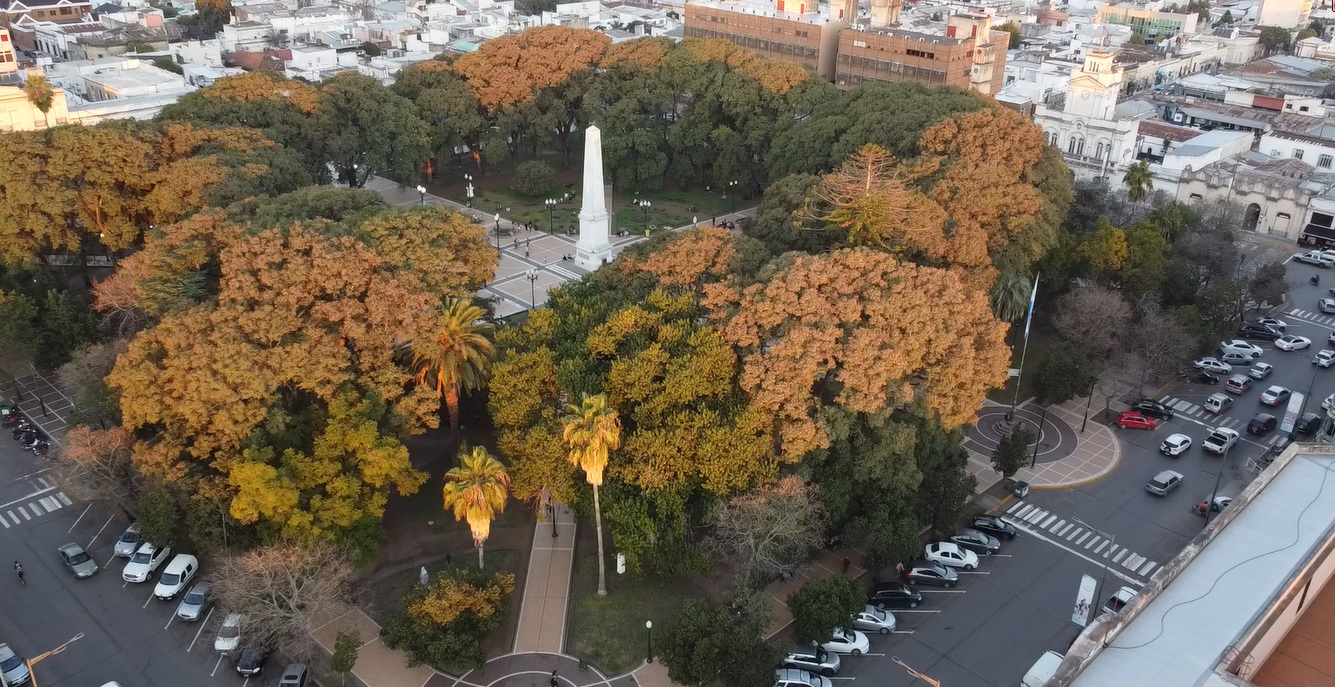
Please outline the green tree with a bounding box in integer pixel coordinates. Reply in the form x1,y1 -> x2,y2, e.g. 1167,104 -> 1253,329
331,629 -> 361,686
992,426 -> 1034,483
380,566 -> 515,671
511,159 -> 556,196
152,57 -> 184,75
1259,26 -> 1293,55
999,21 -> 1022,48
362,41 -> 381,56
314,72 -> 430,187
1033,344 -> 1098,405
1218,9 -> 1234,23
1127,32 -> 1147,45
1298,27 -> 1319,41
787,575 -> 865,644
34,290 -> 99,370
413,299 -> 495,440
441,446 -> 511,570
562,393 -> 622,596
990,270 -> 1033,331
913,421 -> 977,536
136,486 -> 182,547
1122,161 -> 1154,218
659,596 -> 778,687
22,74 -> 54,127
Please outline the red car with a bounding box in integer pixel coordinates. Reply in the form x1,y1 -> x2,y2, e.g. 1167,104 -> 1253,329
1116,411 -> 1157,430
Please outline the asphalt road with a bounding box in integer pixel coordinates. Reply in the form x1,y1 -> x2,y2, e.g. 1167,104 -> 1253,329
0,436 -> 273,687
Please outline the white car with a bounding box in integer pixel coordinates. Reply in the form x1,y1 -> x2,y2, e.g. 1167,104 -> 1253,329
1275,335 -> 1312,351
1194,357 -> 1232,375
1260,385 -> 1291,406
1202,427 -> 1240,455
1159,433 -> 1192,457
122,542 -> 171,583
1102,586 -> 1137,614
924,541 -> 979,571
215,613 -> 243,653
1218,340 -> 1263,358
1316,350 -> 1335,368
851,605 -> 896,634
1255,317 -> 1288,332
818,628 -> 870,656
1295,250 -> 1334,266
0,644 -> 31,686
153,554 -> 199,600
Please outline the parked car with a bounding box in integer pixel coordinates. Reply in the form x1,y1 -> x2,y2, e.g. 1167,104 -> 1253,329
1320,298 -> 1335,314
1238,322 -> 1282,339
775,668 -> 832,687
122,542 -> 171,583
1202,427 -> 1239,455
57,542 -> 99,578
817,629 -> 870,656
177,581 -> 212,622
1225,374 -> 1252,395
1102,586 -> 1137,614
236,647 -> 270,678
948,528 -> 1001,555
1248,413 -> 1278,436
851,605 -> 896,635
1316,350 -> 1335,368
154,553 -> 199,600
277,663 -> 310,687
1204,393 -> 1234,414
1181,368 -> 1221,385
1329,330 -> 1335,347
1248,362 -> 1274,380
1275,335 -> 1312,351
1295,250 -> 1332,266
867,581 -> 922,609
971,515 -> 1017,541
924,542 -> 978,571
1220,350 -> 1258,365
1194,358 -> 1232,375
0,644 -> 31,685
1253,317 -> 1288,332
1260,386 -> 1291,406
905,563 -> 959,588
1324,392 -> 1335,411
1297,412 -> 1323,436
1130,399 -> 1174,420
781,646 -> 841,677
215,613 -> 243,653
1116,411 -> 1157,430
1146,470 -> 1184,496
113,523 -> 141,558
1160,433 -> 1192,457
1192,495 -> 1233,517
1218,340 -> 1263,358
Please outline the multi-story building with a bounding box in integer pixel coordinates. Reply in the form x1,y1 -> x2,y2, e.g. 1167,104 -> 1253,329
1034,51 -> 1141,177
0,79 -> 70,129
1093,4 -> 1198,40
682,0 -> 849,80
0,27 -> 17,84
0,0 -> 94,51
1258,0 -> 1314,30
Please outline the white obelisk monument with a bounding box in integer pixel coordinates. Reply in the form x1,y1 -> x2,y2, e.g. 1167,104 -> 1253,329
575,125 -> 614,271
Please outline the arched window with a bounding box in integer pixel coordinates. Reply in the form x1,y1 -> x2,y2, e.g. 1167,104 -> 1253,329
1068,136 -> 1080,155
1049,131 -> 1058,146
1095,142 -> 1105,160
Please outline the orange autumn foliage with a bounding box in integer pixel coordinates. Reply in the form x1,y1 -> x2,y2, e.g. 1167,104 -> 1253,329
196,71 -> 319,113
678,38 -> 809,94
639,226 -> 737,288
452,26 -> 611,111
600,37 -> 670,69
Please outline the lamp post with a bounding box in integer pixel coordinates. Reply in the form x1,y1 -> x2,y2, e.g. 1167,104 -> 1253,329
495,213 -> 502,254
1081,376 -> 1099,433
415,184 -> 426,205
1071,517 -> 1113,617
637,199 -> 651,233
1290,363 -> 1321,442
463,173 -> 474,207
1030,404 -> 1050,468
527,269 -> 539,309
645,620 -> 653,664
891,657 -> 940,687
727,180 -> 738,215
546,198 -> 558,233
1204,442 -> 1232,527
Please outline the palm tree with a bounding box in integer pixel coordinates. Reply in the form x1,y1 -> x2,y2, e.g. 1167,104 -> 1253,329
562,393 -> 621,597
1123,161 -> 1154,220
990,272 -> 1032,347
23,74 -> 54,128
442,446 -> 511,570
414,299 -> 494,440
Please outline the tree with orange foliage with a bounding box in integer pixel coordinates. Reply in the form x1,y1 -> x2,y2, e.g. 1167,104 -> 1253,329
53,426 -> 138,505
703,248 -> 1010,459
453,26 -> 611,112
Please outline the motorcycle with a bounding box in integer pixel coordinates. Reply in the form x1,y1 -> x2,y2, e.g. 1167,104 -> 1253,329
1313,274 -> 1322,286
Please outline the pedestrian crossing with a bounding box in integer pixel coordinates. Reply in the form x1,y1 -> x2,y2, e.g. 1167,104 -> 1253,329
1152,395 -> 1288,447
1285,308 -> 1335,330
0,476 -> 72,529
1004,500 -> 1160,579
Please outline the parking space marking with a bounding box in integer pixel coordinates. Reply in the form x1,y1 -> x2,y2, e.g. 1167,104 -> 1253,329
858,653 -> 887,657
891,630 -> 915,635
918,589 -> 967,593
1139,561 -> 1158,576
895,609 -> 942,613
210,654 -> 225,677
187,608 -> 214,652
165,611 -> 177,631
1040,515 -> 1058,529
67,503 -> 93,533
1002,516 -> 1147,588
143,590 -> 156,608
89,514 -> 116,551
990,554 -> 1014,558
958,571 -> 989,575
828,677 -> 856,681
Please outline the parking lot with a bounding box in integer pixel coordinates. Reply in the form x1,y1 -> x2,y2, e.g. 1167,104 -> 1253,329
0,437 -> 274,687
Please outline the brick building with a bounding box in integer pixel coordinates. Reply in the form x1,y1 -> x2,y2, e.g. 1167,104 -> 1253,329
682,0 -> 850,80
0,0 -> 94,51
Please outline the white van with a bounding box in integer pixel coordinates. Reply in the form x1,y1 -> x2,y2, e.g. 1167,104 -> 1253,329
1022,651 -> 1064,687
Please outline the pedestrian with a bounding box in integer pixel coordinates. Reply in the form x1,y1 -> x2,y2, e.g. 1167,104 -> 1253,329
692,215 -> 698,225
525,247 -> 530,257
527,238 -> 531,248
895,561 -> 905,578
550,671 -> 559,687
842,558 -> 851,575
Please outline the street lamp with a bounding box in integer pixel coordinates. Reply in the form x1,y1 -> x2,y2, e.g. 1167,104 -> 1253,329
1072,517 -> 1114,619
463,173 -> 474,208
546,198 -> 558,233
495,213 -> 502,254
891,656 -> 940,687
1203,442 -> 1233,527
637,199 -> 651,233
1030,404 -> 1050,468
26,633 -> 84,687
645,620 -> 653,664
415,184 -> 426,205
527,269 -> 539,309
728,180 -> 738,215
1290,364 -> 1322,442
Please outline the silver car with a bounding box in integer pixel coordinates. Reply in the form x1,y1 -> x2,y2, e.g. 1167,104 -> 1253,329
177,580 -> 212,621
851,605 -> 896,634
57,542 -> 99,578
0,643 -> 31,685
113,523 -> 141,558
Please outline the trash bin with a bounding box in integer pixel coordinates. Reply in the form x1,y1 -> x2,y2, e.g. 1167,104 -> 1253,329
1013,481 -> 1031,498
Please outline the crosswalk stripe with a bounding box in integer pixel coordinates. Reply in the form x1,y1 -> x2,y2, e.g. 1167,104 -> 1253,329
1051,519 -> 1066,533
1124,554 -> 1144,569
1056,523 -> 1073,536
1075,532 -> 1092,545
43,496 -> 61,511
1026,508 -> 1048,524
1041,515 -> 1058,529
1139,561 -> 1158,576
56,492 -> 71,506
1159,394 -> 1171,403
1094,541 -> 1109,554
26,502 -> 42,515
1013,504 -> 1034,519
1067,527 -> 1084,541
1113,549 -> 1129,564
1170,399 -> 1190,411
1007,500 -> 1027,514
1104,545 -> 1118,559
1084,536 -> 1101,549
18,506 -> 30,521
1185,404 -> 1201,414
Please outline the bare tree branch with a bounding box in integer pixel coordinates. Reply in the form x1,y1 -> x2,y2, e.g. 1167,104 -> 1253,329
703,476 -> 826,585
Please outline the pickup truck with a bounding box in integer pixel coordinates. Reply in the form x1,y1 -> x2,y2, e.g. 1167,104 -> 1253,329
1202,427 -> 1240,455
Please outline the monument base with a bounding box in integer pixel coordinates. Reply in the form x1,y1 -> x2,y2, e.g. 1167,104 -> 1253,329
575,245 -> 614,271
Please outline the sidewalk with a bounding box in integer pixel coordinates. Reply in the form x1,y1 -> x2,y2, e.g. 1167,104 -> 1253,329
310,603 -> 435,687
513,504 -> 577,653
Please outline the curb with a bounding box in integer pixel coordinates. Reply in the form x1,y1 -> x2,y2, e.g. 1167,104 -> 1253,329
985,494 -> 1015,515
1030,427 -> 1122,491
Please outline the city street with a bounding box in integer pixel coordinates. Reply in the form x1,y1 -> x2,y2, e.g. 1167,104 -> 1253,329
0,437 -> 267,687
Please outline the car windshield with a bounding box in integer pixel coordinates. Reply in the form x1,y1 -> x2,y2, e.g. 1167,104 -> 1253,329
119,531 -> 139,544
160,572 -> 180,585
183,591 -> 205,604
131,550 -> 152,564
0,654 -> 22,672
67,550 -> 91,564
220,624 -> 240,639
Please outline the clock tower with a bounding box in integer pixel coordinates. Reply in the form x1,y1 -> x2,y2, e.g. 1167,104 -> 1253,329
1065,51 -> 1122,121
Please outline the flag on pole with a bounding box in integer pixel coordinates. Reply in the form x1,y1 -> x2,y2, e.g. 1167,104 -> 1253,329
1022,273 -> 1040,344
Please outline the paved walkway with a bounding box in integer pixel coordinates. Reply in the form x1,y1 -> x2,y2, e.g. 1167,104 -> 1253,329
513,504 -> 576,653
4,364 -> 74,445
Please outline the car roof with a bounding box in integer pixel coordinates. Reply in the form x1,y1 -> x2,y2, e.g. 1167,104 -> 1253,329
58,542 -> 84,553
1209,392 -> 1230,401
135,542 -> 159,553
164,553 -> 198,571
1265,385 -> 1286,392
1155,470 -> 1183,479
223,612 -> 243,624
1211,427 -> 1238,436
1165,433 -> 1190,442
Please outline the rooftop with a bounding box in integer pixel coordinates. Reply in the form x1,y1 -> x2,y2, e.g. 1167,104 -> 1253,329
1138,119 -> 1203,143
1251,579 -> 1335,687
1067,448 -> 1335,687
685,0 -> 845,25
1171,98 -> 1327,136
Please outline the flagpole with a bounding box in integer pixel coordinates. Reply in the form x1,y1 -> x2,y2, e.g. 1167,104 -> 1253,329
1009,273 -> 1041,418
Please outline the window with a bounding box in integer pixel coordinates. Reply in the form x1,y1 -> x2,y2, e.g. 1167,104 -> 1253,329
1321,154 -> 1333,169
1294,149 -> 1305,161
1301,106 -> 1310,112
1189,193 -> 1203,201
1048,131 -> 1057,146
853,39 -> 867,48
1095,142 -> 1105,160
906,48 -> 935,59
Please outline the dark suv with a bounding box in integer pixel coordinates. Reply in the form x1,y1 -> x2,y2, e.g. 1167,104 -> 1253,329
867,581 -> 922,609
1130,399 -> 1174,420
1248,413 -> 1277,436
1238,322 -> 1281,340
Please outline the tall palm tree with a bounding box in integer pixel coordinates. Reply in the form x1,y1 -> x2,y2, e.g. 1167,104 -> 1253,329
442,446 -> 511,570
414,299 -> 494,440
1123,161 -> 1155,220
562,393 -> 621,597
23,74 -> 54,128
990,272 -> 1032,347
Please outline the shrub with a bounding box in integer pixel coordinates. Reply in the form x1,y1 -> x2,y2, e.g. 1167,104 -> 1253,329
381,567 -> 516,671
512,160 -> 556,197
